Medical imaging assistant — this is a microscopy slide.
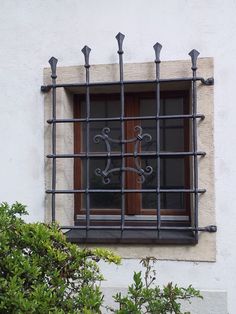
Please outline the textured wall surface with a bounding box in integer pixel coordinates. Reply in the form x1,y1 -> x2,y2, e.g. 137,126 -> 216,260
0,0 -> 236,312
102,288 -> 227,314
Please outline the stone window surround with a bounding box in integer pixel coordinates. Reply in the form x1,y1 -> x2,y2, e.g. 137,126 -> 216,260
44,58 -> 215,262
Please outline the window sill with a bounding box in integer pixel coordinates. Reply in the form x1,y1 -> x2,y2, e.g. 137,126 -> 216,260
64,229 -> 197,245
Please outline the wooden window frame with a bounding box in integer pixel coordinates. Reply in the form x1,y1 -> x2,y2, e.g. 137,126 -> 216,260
74,90 -> 190,220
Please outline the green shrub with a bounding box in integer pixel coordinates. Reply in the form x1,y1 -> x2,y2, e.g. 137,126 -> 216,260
109,257 -> 202,314
0,202 -> 120,313
0,203 -> 202,314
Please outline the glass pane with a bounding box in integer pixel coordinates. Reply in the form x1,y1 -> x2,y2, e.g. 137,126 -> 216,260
140,96 -> 189,210
81,99 -> 121,153
90,193 -> 121,209
161,193 -> 187,210
140,98 -> 156,116
82,193 -> 121,210
161,157 -> 186,188
81,99 -> 121,118
92,99 -> 120,118
142,193 -> 157,210
160,121 -> 186,152
81,158 -> 121,209
139,96 -> 186,116
160,97 -> 184,115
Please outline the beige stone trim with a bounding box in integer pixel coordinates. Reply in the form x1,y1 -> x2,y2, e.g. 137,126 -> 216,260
44,58 -> 215,261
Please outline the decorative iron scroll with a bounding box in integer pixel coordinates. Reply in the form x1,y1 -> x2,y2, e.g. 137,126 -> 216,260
93,125 -> 153,184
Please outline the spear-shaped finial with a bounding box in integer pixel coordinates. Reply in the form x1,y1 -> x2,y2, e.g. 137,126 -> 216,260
48,57 -> 58,79
153,42 -> 162,63
116,32 -> 125,54
189,49 -> 200,71
81,45 -> 91,68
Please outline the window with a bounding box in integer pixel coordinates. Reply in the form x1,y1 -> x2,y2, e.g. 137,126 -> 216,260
74,91 -> 191,233
43,33 -> 216,255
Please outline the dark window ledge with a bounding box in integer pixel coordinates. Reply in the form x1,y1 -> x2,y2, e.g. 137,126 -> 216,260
64,229 -> 197,245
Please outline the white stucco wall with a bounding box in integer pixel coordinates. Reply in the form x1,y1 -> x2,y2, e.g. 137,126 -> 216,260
0,0 -> 236,312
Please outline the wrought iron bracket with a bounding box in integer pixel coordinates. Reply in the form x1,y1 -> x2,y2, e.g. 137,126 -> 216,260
41,85 -> 51,92
200,77 -> 214,85
198,225 -> 217,232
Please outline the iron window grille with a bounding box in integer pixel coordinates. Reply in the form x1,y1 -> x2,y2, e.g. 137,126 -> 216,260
42,33 -> 217,244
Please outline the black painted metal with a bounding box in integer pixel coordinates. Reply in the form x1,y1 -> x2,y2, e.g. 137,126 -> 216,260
46,188 -> 206,194
154,42 -> 162,237
189,49 -> 200,242
41,77 -> 214,92
47,114 -> 205,124
48,56 -> 58,222
60,225 -> 217,232
82,45 -> 91,231
47,151 -> 206,158
116,32 -> 126,231
94,126 -> 153,184
45,33 -> 217,243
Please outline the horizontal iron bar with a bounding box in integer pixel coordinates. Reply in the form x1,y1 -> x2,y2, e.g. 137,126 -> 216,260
41,76 -> 214,92
46,188 -> 206,194
47,151 -> 206,158
76,214 -> 189,221
47,114 -> 205,124
60,225 -> 217,232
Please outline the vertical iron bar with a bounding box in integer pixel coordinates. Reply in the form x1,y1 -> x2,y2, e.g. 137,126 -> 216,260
82,46 -> 91,231
153,42 -> 162,238
162,98 -> 167,208
49,57 -> 58,222
116,32 -> 125,231
189,49 -> 200,242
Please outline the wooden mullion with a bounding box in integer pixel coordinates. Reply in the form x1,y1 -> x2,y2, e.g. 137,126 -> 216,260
125,95 -> 141,215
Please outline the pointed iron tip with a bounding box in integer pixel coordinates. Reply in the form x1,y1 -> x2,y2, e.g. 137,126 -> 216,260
48,56 -> 58,66
189,49 -> 200,69
116,32 -> 125,53
81,45 -> 91,55
189,49 -> 200,58
48,57 -> 58,79
153,42 -> 162,62
116,32 -> 125,41
81,45 -> 91,67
